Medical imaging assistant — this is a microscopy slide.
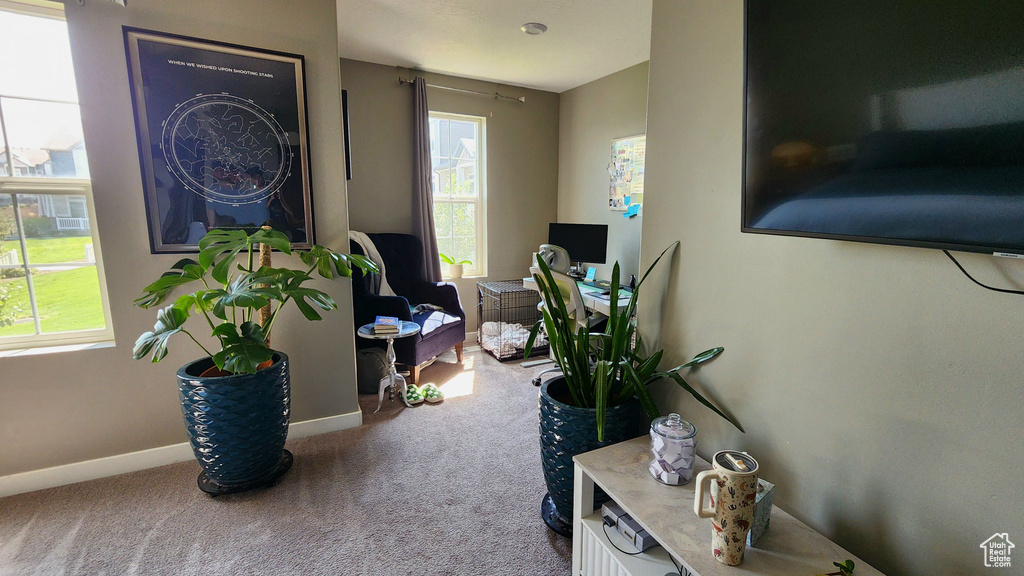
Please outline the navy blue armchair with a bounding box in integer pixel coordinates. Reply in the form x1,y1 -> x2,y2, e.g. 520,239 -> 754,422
350,233 -> 466,383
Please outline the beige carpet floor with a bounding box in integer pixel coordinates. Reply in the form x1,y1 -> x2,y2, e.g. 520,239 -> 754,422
0,350 -> 571,576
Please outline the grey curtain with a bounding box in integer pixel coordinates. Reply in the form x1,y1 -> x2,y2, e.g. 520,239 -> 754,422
412,77 -> 442,282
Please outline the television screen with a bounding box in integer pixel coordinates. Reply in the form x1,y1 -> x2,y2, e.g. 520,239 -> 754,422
743,0 -> 1024,255
548,223 -> 608,264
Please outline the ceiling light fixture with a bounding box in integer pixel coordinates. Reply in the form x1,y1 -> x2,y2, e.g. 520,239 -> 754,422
521,22 -> 547,35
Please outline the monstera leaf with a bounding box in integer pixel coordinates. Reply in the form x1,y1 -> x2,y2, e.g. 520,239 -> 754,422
212,271 -> 284,319
133,305 -> 188,362
198,229 -> 249,284
300,245 -> 378,279
134,259 -> 204,309
282,287 -> 336,321
211,322 -> 272,374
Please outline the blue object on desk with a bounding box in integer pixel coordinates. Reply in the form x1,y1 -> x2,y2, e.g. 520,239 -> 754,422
585,267 -> 597,282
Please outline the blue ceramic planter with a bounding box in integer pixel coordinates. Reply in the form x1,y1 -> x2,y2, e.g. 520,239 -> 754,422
539,376 -> 646,536
177,352 -> 290,488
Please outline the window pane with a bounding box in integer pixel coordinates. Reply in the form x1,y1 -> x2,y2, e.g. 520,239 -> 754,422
430,155 -> 443,188
0,197 -> 29,334
452,160 -> 477,197
17,194 -> 93,264
432,163 -> 451,198
32,265 -> 105,334
452,236 -> 476,267
0,195 -> 22,266
437,118 -> 451,157
2,98 -> 89,178
437,237 -> 454,263
433,201 -> 453,239
429,114 -> 484,276
0,275 -> 32,336
444,169 -> 462,197
0,125 -> 8,176
452,203 -> 475,237
0,10 -> 79,102
449,120 -> 476,153
428,118 -> 440,157
448,121 -> 477,198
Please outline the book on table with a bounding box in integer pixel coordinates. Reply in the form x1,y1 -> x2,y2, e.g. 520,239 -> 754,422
373,315 -> 400,334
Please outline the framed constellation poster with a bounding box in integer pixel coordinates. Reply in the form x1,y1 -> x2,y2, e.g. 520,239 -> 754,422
609,134 -> 645,212
124,28 -> 313,253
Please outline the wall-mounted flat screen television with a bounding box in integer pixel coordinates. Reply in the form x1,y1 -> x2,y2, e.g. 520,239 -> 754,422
742,0 -> 1024,255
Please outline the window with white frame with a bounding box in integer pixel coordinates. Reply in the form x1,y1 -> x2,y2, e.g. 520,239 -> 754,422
0,0 -> 112,349
428,112 -> 486,277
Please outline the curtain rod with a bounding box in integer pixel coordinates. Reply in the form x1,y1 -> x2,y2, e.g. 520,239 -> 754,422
398,77 -> 526,103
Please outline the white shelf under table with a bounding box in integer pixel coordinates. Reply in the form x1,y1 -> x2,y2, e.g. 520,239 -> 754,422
572,437 -> 885,576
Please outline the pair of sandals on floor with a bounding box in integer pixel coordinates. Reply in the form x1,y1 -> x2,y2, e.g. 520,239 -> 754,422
403,383 -> 444,405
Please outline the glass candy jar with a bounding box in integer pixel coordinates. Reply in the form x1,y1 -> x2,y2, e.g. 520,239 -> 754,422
648,413 -> 696,485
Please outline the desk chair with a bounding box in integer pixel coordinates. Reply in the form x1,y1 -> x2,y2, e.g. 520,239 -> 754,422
529,267 -> 604,385
529,266 -> 592,330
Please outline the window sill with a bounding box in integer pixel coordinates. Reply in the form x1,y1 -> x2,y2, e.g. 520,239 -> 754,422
0,339 -> 115,359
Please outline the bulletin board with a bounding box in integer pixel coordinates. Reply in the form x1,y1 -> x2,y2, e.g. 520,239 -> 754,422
609,134 -> 645,214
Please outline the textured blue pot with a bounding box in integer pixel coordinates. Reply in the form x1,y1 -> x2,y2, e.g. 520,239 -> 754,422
177,352 -> 290,487
539,376 -> 646,532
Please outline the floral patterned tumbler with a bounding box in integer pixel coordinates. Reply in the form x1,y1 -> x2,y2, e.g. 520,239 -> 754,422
693,450 -> 760,566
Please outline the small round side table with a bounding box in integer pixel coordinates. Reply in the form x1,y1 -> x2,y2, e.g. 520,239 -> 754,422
357,321 -> 421,413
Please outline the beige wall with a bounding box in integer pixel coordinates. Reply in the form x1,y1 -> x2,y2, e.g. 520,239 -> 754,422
642,2 -> 1024,575
0,0 -> 359,477
558,62 -> 648,281
341,59 -> 559,332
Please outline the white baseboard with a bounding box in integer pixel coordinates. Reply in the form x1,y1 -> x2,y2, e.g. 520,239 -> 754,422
287,410 -> 362,440
0,410 -> 363,498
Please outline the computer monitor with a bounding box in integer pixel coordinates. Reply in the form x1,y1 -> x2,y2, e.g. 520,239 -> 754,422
548,223 -> 608,265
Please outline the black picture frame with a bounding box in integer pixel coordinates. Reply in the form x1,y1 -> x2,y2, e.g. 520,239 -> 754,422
342,89 -> 352,181
123,27 -> 315,253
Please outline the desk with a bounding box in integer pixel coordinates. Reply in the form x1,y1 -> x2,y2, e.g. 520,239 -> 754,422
572,437 -> 885,576
522,277 -> 631,317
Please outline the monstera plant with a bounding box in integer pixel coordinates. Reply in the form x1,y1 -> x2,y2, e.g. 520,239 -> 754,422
133,228 -> 376,494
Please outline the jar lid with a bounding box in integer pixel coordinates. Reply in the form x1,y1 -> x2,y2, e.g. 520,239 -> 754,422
651,413 -> 695,440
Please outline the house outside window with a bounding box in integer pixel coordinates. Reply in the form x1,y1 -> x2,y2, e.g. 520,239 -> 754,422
0,0 -> 113,350
428,112 -> 486,277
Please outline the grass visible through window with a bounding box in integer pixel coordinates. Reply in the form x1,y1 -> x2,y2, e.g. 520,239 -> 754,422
0,236 -> 104,337
25,235 -> 93,264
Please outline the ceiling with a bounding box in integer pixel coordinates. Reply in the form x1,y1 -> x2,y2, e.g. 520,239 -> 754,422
336,0 -> 652,94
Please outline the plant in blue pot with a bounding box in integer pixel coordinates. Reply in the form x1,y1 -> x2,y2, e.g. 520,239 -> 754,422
526,242 -> 744,535
133,228 -> 376,495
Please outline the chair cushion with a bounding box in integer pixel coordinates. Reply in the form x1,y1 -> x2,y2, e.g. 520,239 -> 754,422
398,311 -> 466,366
413,310 -> 462,337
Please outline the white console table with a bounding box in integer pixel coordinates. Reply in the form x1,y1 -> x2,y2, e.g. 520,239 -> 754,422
572,437 -> 885,576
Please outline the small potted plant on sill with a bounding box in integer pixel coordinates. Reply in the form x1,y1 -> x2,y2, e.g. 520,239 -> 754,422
525,242 -> 744,535
133,228 -> 376,495
439,253 -> 471,279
